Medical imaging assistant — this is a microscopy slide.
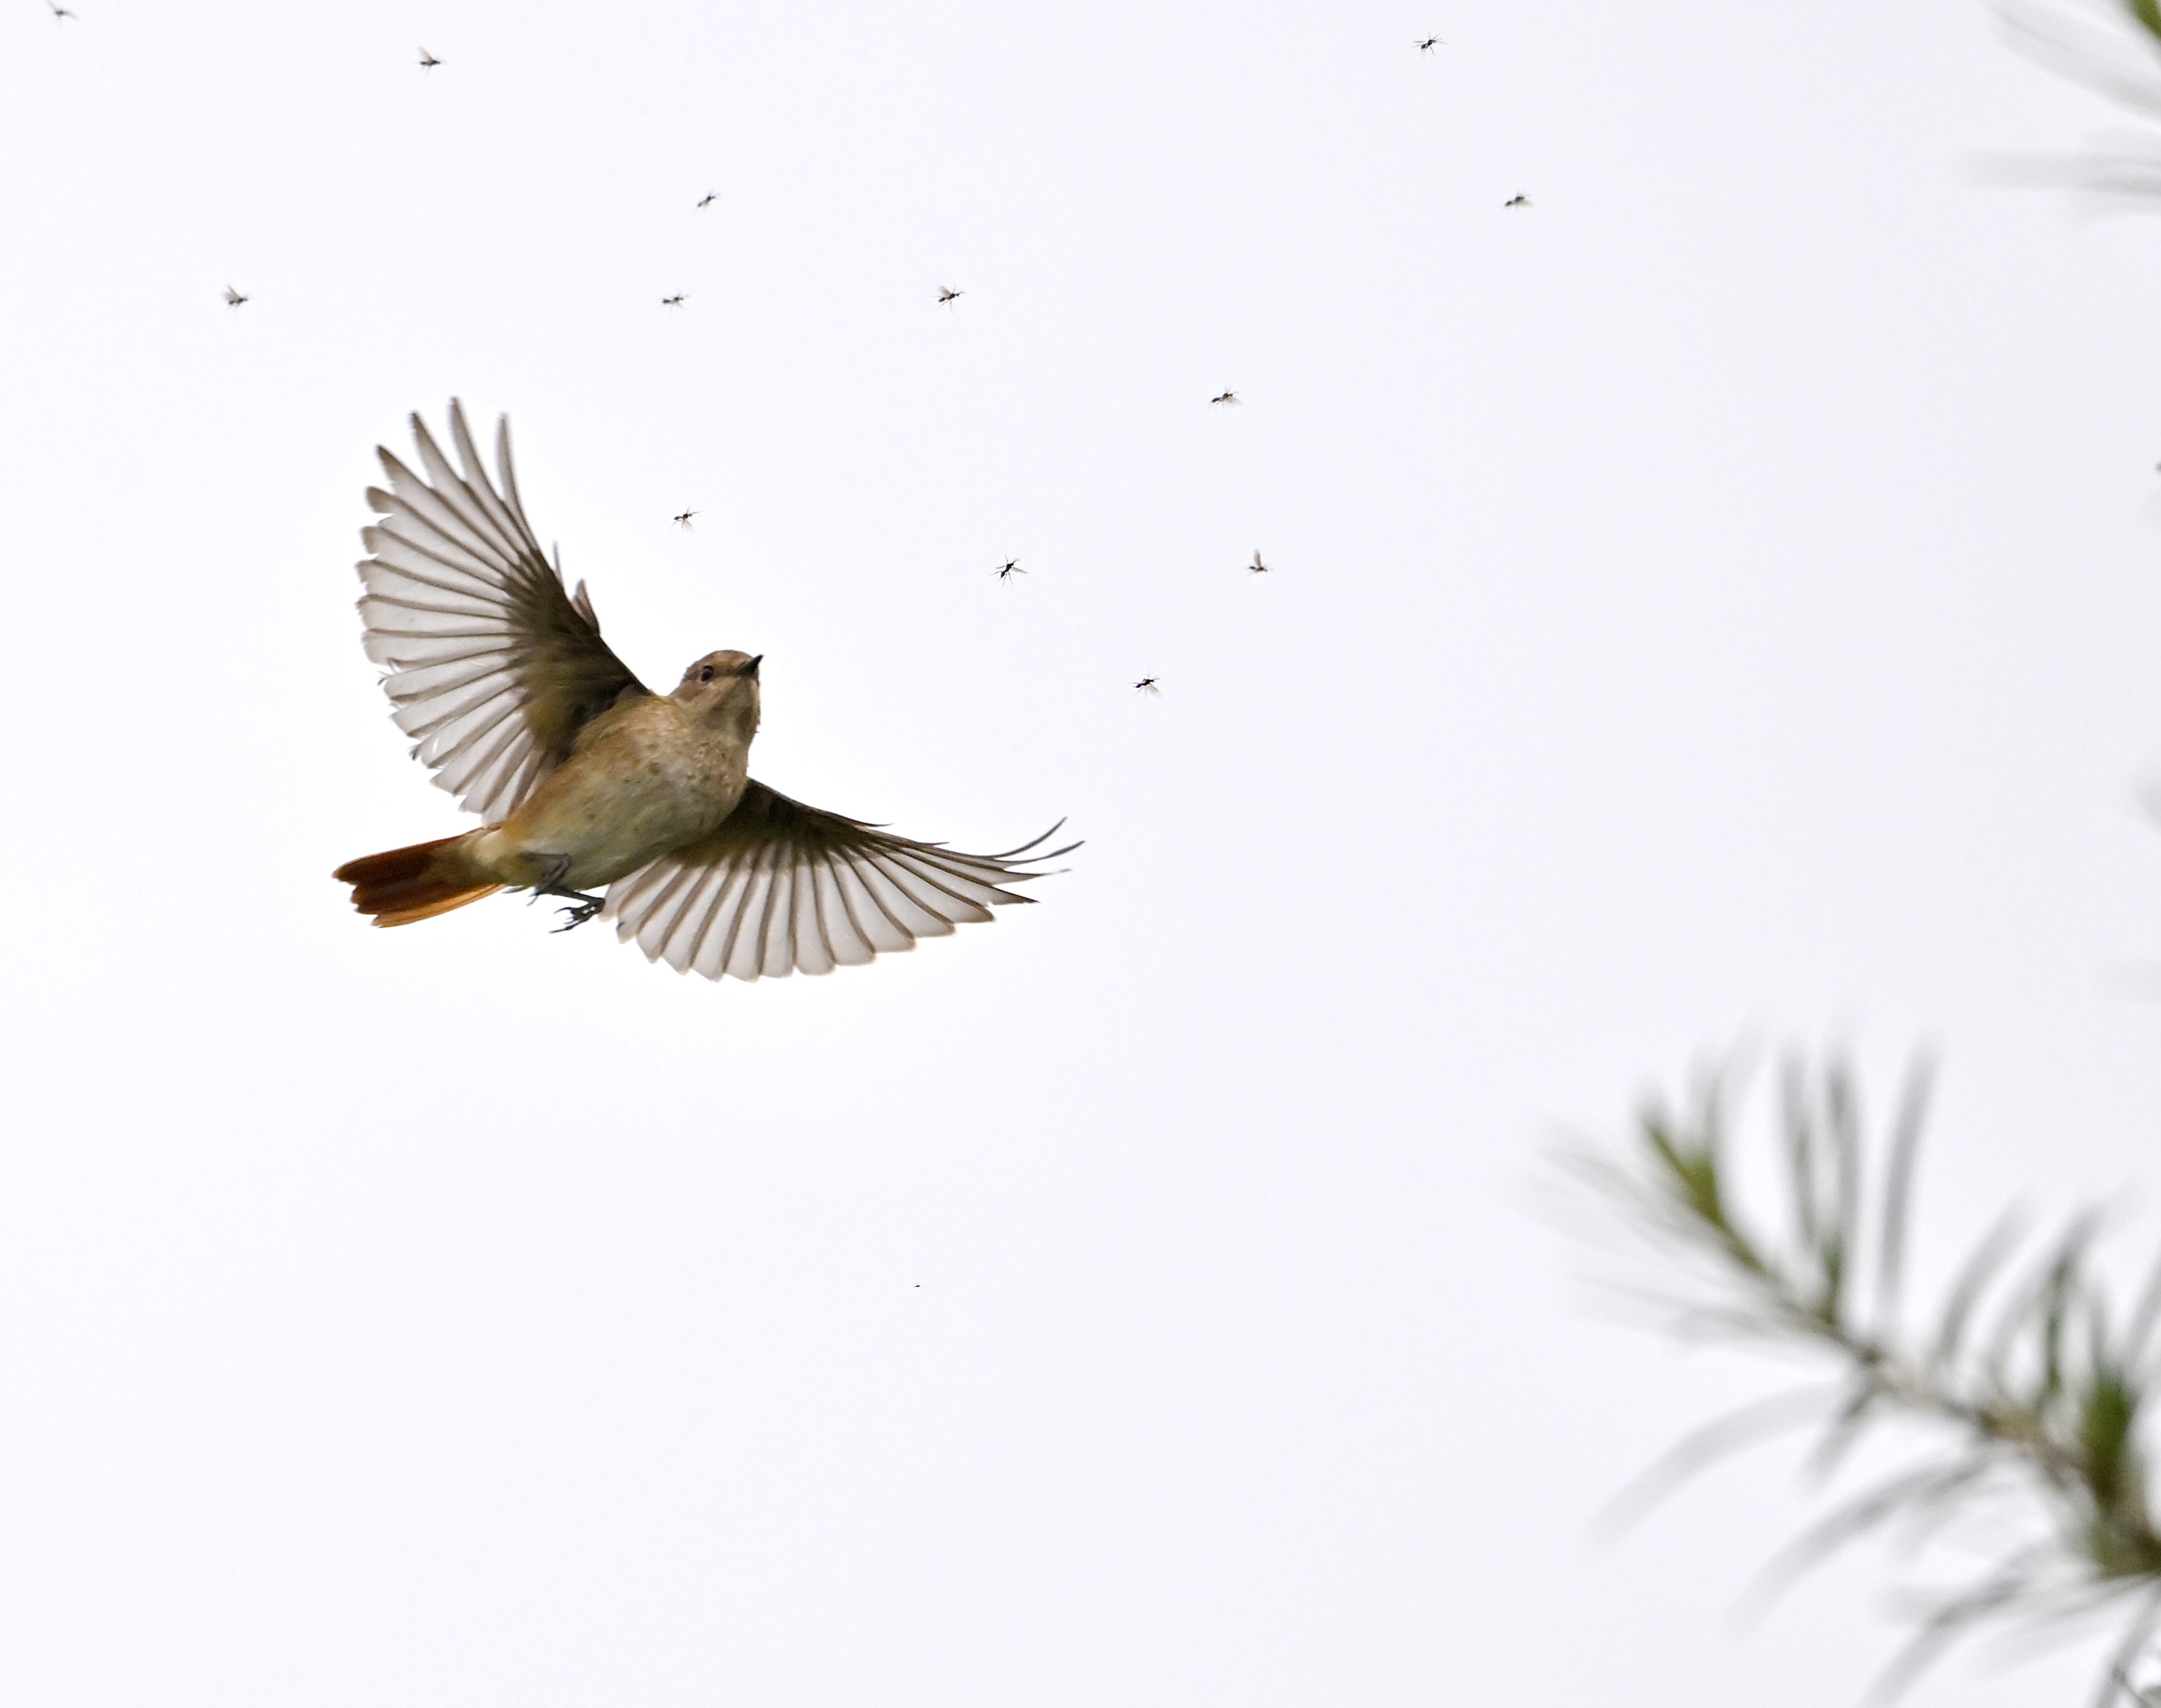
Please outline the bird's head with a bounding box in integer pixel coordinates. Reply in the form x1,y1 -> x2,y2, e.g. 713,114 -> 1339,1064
673,649 -> 762,738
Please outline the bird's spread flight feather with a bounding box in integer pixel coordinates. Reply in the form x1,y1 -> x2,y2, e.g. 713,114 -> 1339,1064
356,400 -> 649,822
603,783 -> 1076,981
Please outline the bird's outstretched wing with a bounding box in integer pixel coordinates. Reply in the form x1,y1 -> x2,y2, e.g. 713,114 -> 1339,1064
602,782 -> 1077,981
357,400 -> 650,822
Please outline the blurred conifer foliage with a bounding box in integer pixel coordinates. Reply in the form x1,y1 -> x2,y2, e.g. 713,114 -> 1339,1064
1568,8 -> 2161,1701
1997,0 -> 2161,196
1570,1056 -> 2161,1702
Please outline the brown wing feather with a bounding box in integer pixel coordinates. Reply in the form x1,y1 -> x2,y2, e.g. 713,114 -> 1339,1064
356,400 -> 649,821
601,781 -> 1077,981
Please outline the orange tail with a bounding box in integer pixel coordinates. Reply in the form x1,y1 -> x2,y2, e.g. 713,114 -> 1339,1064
334,834 -> 502,928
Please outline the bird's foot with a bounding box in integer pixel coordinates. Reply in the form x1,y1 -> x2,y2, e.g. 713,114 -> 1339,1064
519,857 -> 604,931
543,888 -> 606,933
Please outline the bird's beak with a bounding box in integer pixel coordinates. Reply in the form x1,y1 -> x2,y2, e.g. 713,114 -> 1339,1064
747,654 -> 763,676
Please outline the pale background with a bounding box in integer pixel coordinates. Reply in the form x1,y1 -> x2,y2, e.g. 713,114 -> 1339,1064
4,1 -> 2161,1702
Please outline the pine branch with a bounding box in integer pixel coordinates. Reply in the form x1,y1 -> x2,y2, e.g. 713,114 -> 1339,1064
1570,1050 -> 2161,1702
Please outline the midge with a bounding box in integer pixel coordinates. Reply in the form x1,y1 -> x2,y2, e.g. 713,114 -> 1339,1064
335,402 -> 1076,981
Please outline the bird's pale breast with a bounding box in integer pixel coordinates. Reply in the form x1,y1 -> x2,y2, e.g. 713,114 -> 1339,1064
469,697 -> 749,890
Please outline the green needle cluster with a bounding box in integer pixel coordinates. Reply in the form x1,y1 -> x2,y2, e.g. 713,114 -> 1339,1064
1571,1054 -> 2161,1704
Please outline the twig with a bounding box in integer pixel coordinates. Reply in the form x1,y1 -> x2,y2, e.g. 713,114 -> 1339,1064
1568,1049 -> 2161,1700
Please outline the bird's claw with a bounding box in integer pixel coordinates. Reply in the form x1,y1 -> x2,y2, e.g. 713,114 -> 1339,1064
528,860 -> 604,932
551,897 -> 604,933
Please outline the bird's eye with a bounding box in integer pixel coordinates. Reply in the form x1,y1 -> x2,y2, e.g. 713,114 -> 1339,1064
699,665 -> 717,681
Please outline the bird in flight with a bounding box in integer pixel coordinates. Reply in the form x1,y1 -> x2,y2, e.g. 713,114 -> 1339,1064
223,285 -> 249,309
418,47 -> 440,69
938,286 -> 963,305
1132,677 -> 1160,696
661,293 -> 686,307
334,402 -> 1074,980
47,2 -> 77,18
672,511 -> 696,530
995,560 -> 1023,581
1210,391 -> 1240,407
1416,37 -> 1442,52
1503,194 -> 1532,208
1248,550 -> 1270,574
696,191 -> 717,208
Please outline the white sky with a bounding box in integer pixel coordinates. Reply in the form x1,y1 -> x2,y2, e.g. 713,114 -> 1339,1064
7,0 -> 2161,1702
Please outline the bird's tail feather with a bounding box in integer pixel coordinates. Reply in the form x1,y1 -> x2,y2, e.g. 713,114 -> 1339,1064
334,835 -> 500,928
